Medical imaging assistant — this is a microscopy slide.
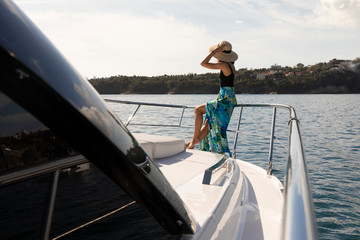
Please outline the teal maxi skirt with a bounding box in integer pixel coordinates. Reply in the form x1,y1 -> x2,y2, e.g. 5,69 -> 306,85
200,87 -> 237,155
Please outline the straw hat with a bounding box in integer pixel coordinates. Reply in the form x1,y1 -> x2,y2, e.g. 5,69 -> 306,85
209,41 -> 238,62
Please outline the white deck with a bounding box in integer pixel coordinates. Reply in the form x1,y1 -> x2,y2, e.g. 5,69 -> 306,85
134,133 -> 284,239
156,149 -> 223,188
157,149 -> 284,240
235,160 -> 284,240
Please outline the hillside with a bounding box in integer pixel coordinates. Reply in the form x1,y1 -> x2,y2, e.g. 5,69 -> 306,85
89,58 -> 360,94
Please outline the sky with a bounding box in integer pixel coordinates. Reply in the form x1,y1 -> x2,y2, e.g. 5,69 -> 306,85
13,0 -> 360,78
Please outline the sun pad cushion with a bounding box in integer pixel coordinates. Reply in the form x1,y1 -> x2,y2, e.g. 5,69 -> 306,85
133,133 -> 185,159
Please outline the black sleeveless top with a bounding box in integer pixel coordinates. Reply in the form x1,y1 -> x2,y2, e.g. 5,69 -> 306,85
220,62 -> 234,87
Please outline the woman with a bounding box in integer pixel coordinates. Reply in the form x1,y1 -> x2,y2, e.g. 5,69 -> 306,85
186,41 -> 238,155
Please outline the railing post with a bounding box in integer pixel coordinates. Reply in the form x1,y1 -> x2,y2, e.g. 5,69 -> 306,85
232,107 -> 243,159
178,107 -> 186,127
267,107 -> 277,175
126,104 -> 141,126
42,169 -> 60,240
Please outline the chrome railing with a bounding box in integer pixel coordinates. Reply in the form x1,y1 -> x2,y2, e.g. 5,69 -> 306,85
0,155 -> 88,185
105,99 -> 289,174
0,155 -> 88,240
284,113 -> 318,240
202,155 -> 229,185
105,99 -> 317,240
105,99 -> 190,127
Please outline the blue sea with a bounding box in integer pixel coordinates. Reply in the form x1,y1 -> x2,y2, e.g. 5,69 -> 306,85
105,94 -> 360,240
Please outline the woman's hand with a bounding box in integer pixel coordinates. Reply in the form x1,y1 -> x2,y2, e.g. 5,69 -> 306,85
201,41 -> 226,69
212,43 -> 225,55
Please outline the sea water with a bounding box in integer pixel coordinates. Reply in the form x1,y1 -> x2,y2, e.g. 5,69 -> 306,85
105,94 -> 360,240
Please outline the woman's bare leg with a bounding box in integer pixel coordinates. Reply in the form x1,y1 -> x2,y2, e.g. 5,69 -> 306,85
199,119 -> 209,140
186,104 -> 208,149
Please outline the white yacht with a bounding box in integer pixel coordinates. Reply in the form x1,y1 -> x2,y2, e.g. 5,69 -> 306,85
0,1 -> 317,239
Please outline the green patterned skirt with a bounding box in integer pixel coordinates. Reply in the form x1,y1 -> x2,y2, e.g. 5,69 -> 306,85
200,87 -> 237,155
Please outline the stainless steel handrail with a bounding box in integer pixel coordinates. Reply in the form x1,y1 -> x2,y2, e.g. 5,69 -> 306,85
232,103 -> 295,174
284,117 -> 317,240
202,155 -> 229,185
105,99 -> 192,127
106,99 -> 295,173
0,155 -> 88,240
0,155 -> 88,185
105,99 -> 317,240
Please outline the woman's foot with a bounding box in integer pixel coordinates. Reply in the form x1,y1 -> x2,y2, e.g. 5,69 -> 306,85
186,141 -> 195,149
186,138 -> 200,149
